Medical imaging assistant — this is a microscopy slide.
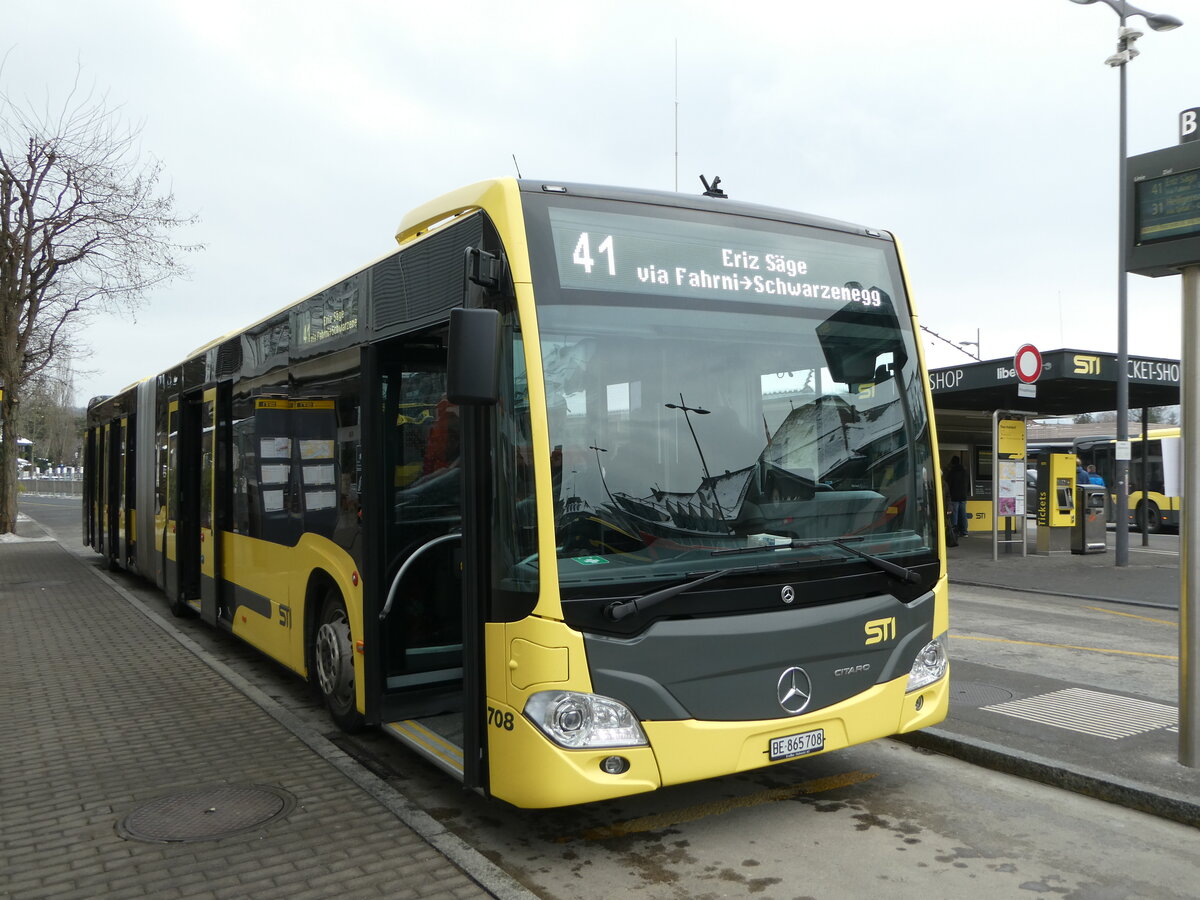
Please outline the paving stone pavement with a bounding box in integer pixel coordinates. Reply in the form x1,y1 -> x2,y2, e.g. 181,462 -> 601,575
0,526 -> 523,900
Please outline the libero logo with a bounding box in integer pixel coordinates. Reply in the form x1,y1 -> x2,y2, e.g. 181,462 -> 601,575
1074,354 -> 1101,375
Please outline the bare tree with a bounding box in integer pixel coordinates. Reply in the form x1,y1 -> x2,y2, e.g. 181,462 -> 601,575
0,74 -> 198,532
20,360 -> 84,469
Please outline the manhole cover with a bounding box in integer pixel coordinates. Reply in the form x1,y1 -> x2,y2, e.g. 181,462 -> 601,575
118,784 -> 295,843
949,681 -> 1015,707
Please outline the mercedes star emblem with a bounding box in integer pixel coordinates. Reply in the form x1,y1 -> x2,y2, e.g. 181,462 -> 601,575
777,666 -> 813,714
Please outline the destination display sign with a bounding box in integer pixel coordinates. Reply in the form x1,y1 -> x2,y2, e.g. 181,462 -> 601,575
1135,167 -> 1200,244
296,275 -> 361,347
548,206 -> 897,310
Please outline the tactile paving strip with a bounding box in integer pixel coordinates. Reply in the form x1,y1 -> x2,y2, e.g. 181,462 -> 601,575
982,687 -> 1177,739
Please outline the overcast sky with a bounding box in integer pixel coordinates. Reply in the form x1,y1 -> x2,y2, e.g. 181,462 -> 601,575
6,0 -> 1199,407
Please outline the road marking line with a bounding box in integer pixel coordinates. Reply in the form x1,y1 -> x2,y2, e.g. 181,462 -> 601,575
1082,605 -> 1176,626
575,770 -> 877,841
955,634 -> 1177,660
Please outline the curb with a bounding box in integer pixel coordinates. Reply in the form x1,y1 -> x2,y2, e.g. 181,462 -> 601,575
82,555 -> 537,900
950,578 -> 1178,611
896,728 -> 1200,830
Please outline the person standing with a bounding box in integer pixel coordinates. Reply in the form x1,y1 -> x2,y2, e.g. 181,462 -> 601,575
946,456 -> 970,538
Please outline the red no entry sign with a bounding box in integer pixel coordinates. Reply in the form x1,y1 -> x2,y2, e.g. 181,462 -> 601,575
1014,344 -> 1042,384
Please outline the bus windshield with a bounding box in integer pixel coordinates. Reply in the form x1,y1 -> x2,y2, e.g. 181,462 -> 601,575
525,196 -> 938,592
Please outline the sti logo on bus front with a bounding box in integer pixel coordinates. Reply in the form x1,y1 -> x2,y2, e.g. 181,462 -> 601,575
865,617 -> 896,645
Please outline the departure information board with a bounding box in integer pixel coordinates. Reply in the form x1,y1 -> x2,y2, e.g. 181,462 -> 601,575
1136,167 -> 1200,244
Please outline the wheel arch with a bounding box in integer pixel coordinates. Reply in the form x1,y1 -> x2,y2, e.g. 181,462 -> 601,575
289,533 -> 364,680
303,568 -> 343,682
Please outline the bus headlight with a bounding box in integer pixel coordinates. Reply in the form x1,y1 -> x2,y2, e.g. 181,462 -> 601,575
524,691 -> 648,749
906,635 -> 948,692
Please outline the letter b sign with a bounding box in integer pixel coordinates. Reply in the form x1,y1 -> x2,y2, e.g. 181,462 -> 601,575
1182,108 -> 1200,144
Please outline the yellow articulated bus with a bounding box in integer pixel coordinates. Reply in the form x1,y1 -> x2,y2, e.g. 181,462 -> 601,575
1074,427 -> 1182,533
83,179 -> 949,808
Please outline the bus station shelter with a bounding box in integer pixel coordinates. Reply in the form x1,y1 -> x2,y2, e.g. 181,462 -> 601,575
928,347 -> 1180,539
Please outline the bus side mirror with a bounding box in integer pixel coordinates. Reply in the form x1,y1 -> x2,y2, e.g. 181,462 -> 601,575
448,307 -> 501,406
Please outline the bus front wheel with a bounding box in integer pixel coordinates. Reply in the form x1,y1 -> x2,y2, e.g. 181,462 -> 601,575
1136,500 -> 1162,534
313,591 -> 366,732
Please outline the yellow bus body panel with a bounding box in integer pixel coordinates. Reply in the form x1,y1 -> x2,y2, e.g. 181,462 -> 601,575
496,616 -> 593,702
644,667 -> 948,788
486,617 -> 651,808
485,667 -> 949,809
485,704 -> 662,808
892,235 -> 949,580
484,574 -> 949,807
932,572 -> 950,637
222,531 -> 364,711
223,531 -> 296,667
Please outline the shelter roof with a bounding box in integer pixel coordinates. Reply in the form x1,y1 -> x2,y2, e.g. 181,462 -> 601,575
928,348 -> 1179,417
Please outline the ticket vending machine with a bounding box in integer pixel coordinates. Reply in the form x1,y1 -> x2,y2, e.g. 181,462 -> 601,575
1036,453 -> 1077,555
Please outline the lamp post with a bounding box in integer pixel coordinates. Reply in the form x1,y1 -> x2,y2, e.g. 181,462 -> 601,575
665,394 -> 724,518
959,328 -> 981,362
1068,0 -> 1181,567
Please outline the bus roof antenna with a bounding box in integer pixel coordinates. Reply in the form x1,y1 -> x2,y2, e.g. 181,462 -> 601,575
700,175 -> 727,198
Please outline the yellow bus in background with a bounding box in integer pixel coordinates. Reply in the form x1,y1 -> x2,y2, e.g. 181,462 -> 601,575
1075,427 -> 1181,533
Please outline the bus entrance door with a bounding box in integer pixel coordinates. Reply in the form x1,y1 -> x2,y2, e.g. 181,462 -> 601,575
173,388 -> 220,619
104,419 -> 121,568
370,350 -> 476,784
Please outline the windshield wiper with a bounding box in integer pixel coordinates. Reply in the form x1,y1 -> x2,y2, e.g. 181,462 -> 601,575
712,536 -> 920,584
603,560 -> 802,622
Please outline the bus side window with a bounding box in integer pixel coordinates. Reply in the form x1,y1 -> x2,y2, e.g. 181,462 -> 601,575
230,395 -> 258,537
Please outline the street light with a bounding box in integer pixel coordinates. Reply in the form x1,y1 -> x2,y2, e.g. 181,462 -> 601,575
664,394 -> 725,521
1068,0 -> 1181,568
959,328 -> 981,362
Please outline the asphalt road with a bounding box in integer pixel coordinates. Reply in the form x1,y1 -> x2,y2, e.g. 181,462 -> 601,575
16,494 -> 1199,899
950,583 -> 1178,705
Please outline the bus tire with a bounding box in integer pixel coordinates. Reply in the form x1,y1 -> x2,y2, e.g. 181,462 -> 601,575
313,589 -> 366,733
1137,500 -> 1161,534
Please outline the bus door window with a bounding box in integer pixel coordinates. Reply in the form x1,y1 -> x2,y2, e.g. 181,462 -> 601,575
230,395 -> 257,538
381,363 -> 463,682
115,418 -> 127,555
197,389 -> 219,617
491,325 -> 538,610
164,402 -> 180,597
123,414 -> 137,565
